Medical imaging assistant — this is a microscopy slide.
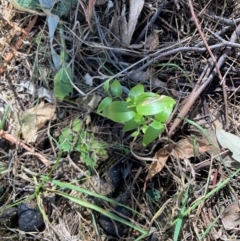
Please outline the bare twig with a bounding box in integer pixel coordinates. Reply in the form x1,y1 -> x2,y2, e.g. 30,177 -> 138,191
0,130 -> 50,166
168,23 -> 240,136
187,0 -> 229,129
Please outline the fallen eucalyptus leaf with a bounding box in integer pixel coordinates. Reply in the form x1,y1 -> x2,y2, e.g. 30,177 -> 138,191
216,129 -> 240,162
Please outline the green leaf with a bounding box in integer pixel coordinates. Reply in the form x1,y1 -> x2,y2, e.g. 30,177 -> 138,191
72,119 -> 83,132
155,106 -> 173,123
131,130 -> 140,137
97,97 -> 112,113
59,128 -> 73,152
110,79 -> 122,97
54,64 -> 73,101
135,92 -> 159,101
104,79 -> 111,92
123,118 -> 141,132
143,121 -> 164,146
134,113 -> 143,123
142,125 -> 148,133
136,94 -> 175,116
102,101 -> 136,123
128,84 -> 145,101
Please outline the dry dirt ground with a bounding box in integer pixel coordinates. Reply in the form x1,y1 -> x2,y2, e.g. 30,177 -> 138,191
1,0 -> 240,240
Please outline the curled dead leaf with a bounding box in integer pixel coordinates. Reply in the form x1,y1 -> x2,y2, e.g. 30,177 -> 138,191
146,145 -> 171,180
176,138 -> 210,159
146,137 -> 210,180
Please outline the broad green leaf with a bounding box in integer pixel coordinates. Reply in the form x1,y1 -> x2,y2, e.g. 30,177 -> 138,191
128,84 -> 145,101
102,101 -> 135,123
134,113 -> 143,123
104,79 -> 111,92
136,95 -> 175,116
110,79 -> 122,97
135,92 -> 159,102
97,97 -> 112,113
143,121 -> 164,146
123,118 -> 141,132
54,64 -> 73,101
155,106 -> 173,123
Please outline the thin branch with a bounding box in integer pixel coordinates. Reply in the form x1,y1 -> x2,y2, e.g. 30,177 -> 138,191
187,0 -> 229,130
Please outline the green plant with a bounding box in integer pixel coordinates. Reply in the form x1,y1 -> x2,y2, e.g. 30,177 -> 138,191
58,119 -> 108,169
97,80 -> 176,146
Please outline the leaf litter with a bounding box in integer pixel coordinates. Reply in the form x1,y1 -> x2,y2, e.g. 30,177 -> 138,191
1,0 -> 240,240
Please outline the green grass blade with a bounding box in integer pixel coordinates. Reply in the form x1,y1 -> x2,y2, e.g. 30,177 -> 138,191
173,185 -> 189,241
46,177 -> 144,217
52,190 -> 147,235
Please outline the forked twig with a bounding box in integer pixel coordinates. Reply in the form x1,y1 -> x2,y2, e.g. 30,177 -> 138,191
187,0 -> 229,129
169,23 -> 240,136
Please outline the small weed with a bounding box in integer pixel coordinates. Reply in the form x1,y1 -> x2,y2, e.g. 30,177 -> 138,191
58,119 -> 108,169
97,80 -> 176,146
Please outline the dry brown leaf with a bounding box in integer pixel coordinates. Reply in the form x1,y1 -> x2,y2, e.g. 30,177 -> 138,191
127,0 -> 144,44
76,93 -> 101,111
146,137 -> 210,180
79,0 -> 96,32
129,68 -> 153,82
176,138 -> 210,159
120,0 -> 144,46
146,145 -> 171,180
21,102 -> 56,143
221,201 -> 240,230
144,30 -> 162,51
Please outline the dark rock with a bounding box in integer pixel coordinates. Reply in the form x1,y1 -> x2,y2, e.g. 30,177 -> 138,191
18,201 -> 44,232
99,192 -> 131,237
148,233 -> 160,241
0,207 -> 18,227
99,214 -> 127,237
105,164 -> 122,189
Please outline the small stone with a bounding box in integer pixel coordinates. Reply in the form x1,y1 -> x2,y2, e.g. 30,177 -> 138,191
99,214 -> 127,237
105,164 -> 122,189
99,192 -> 131,237
18,201 -> 44,232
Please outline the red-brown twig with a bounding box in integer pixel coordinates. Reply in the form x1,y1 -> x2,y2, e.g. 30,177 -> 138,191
0,130 -> 50,166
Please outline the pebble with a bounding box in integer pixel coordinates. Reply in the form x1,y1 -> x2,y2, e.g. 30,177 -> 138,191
18,201 -> 44,232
